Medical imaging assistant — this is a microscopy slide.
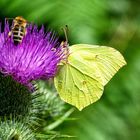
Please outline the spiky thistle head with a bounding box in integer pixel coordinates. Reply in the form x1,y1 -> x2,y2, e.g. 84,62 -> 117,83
0,20 -> 64,87
0,118 -> 35,140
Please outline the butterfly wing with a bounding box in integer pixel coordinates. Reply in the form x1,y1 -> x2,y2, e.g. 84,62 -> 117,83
69,44 -> 127,85
54,44 -> 126,110
54,63 -> 103,111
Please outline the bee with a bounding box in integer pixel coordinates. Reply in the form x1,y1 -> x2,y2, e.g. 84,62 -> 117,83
7,16 -> 28,45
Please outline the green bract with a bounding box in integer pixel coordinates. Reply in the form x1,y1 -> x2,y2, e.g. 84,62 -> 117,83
54,44 -> 127,110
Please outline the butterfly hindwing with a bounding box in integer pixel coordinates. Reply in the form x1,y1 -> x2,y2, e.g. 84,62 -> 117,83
54,63 -> 103,110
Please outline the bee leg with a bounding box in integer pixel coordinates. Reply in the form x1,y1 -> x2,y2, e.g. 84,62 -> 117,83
8,27 -> 14,38
8,31 -> 12,37
25,30 -> 27,36
4,31 -> 12,45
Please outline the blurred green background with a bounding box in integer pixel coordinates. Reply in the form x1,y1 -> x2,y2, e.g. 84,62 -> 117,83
0,0 -> 140,139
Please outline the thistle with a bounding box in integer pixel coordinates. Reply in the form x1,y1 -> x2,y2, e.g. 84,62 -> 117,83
0,21 -> 64,87
0,20 -> 73,139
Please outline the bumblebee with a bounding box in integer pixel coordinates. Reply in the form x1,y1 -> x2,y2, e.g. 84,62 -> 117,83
8,16 -> 28,45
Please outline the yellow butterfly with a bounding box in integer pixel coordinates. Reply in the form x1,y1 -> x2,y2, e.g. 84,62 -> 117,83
54,28 -> 126,111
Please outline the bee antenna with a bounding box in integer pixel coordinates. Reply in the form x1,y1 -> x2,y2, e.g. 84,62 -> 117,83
5,18 -> 14,21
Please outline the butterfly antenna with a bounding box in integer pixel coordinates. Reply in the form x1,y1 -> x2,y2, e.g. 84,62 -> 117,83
62,25 -> 69,43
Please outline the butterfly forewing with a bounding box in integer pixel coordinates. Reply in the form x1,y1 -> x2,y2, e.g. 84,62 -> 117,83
70,44 -> 126,85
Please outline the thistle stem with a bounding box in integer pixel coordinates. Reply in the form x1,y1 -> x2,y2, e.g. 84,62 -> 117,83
44,108 -> 75,131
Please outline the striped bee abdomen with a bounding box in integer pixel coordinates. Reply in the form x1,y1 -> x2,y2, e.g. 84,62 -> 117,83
13,25 -> 25,45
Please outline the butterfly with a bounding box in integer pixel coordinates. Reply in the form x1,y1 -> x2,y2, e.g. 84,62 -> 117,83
54,27 -> 126,111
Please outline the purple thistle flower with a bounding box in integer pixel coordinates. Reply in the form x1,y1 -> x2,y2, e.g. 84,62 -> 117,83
0,21 -> 64,86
